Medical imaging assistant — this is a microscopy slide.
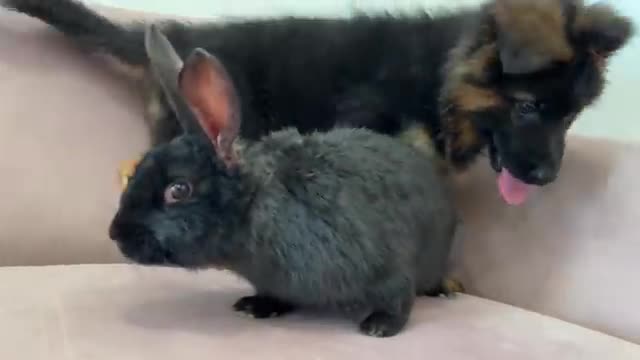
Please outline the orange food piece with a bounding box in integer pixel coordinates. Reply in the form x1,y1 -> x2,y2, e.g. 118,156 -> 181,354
117,158 -> 140,191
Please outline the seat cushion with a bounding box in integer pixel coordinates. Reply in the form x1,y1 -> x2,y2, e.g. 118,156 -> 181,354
0,264 -> 637,360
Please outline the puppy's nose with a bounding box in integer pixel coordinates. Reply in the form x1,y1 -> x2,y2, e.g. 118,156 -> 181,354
528,165 -> 557,184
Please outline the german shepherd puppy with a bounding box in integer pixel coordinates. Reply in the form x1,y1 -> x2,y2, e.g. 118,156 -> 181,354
2,0 -> 633,206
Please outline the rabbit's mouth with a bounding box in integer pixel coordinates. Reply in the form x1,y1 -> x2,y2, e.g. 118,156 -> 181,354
115,235 -> 199,268
114,237 -> 167,266
109,216 -> 179,266
110,230 -> 173,267
111,228 -> 209,269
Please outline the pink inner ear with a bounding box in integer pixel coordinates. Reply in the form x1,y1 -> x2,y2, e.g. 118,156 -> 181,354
179,54 -> 232,142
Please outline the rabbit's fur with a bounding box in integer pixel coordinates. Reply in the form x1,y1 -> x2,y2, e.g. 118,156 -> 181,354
108,26 -> 457,337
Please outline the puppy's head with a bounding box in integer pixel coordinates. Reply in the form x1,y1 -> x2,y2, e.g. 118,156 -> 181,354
440,0 -> 633,205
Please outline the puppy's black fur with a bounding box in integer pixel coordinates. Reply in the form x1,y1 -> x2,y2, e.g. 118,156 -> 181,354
2,0 -> 633,189
109,27 -> 458,337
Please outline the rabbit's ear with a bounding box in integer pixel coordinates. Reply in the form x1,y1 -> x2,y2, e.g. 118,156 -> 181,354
179,48 -> 241,167
144,24 -> 201,135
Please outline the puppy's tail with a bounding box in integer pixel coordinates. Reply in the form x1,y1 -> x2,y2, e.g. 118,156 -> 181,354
3,0 -> 148,69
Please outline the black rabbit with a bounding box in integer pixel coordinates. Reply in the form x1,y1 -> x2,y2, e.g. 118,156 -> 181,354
108,26 -> 458,338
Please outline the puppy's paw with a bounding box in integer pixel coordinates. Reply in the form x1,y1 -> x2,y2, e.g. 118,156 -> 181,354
421,277 -> 465,298
442,277 -> 465,297
359,312 -> 406,338
233,295 -> 294,319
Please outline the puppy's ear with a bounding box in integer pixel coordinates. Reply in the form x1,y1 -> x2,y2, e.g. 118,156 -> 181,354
493,0 -> 573,74
179,48 -> 241,167
144,24 -> 201,134
573,4 -> 634,58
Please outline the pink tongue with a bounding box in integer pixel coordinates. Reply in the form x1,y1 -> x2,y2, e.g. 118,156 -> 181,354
498,168 -> 532,205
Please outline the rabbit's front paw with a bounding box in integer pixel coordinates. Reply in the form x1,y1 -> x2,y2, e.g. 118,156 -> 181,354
233,295 -> 295,319
359,311 -> 408,338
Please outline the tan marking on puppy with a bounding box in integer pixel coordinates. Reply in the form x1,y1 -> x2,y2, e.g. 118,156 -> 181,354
440,40 -> 497,168
441,41 -> 500,113
453,84 -> 503,112
396,125 -> 451,175
397,125 -> 435,158
437,8 -> 505,169
493,0 -> 573,62
440,41 -> 501,159
448,116 -> 481,152
443,35 -> 496,88
455,44 -> 498,82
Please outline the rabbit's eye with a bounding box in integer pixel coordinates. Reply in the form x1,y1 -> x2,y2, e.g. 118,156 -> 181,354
164,181 -> 193,204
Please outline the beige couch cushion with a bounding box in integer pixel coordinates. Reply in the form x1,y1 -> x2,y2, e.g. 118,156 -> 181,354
1,264 -> 638,360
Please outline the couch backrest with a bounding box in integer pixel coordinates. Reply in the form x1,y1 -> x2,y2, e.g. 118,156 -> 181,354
0,8 -> 145,265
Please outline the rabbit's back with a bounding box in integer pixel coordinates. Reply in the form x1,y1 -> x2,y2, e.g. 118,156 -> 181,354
240,127 -> 455,306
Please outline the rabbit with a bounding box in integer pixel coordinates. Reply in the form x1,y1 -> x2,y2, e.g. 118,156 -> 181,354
108,25 -> 458,338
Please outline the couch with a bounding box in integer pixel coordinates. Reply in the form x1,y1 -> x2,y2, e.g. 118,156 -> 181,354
1,5 -> 639,359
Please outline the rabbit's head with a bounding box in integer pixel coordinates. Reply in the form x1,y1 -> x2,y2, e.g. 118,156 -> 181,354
109,26 -> 249,268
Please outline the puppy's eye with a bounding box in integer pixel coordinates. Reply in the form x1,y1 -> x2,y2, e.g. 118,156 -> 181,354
164,181 -> 193,204
517,101 -> 538,116
515,100 -> 547,125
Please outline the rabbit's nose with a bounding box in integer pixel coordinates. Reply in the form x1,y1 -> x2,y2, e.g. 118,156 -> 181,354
108,214 -> 129,241
108,220 -> 122,241
109,215 -> 141,241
